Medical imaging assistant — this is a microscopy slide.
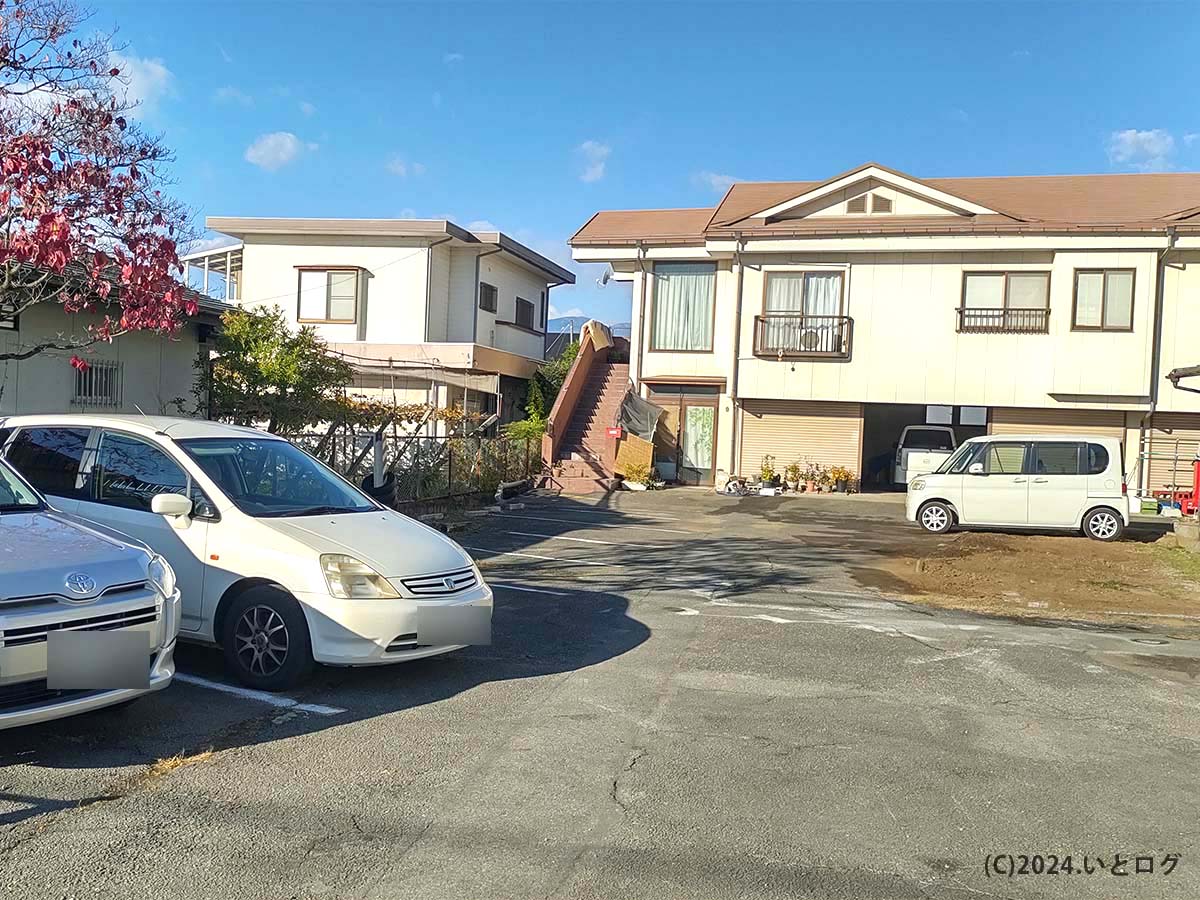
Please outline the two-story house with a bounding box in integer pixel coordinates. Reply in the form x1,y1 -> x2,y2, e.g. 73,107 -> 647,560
182,217 -> 575,425
570,163 -> 1200,494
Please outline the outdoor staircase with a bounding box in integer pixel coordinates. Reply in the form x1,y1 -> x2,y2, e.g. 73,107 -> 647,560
553,359 -> 629,494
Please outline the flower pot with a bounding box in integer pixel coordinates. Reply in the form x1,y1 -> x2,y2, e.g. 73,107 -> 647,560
625,481 -> 648,491
805,480 -> 817,493
835,479 -> 848,492
786,480 -> 799,492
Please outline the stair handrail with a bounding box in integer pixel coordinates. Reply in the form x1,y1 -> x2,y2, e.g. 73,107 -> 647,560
542,321 -> 612,466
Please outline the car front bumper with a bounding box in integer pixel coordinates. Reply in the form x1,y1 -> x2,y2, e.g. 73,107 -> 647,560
296,584 -> 494,666
0,639 -> 176,731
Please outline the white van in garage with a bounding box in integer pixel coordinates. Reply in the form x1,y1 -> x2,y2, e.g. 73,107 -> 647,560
906,434 -> 1129,541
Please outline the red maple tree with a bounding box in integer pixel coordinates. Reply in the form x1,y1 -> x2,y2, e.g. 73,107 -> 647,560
0,0 -> 192,364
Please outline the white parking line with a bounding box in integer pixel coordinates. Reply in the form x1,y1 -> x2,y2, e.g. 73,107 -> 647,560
491,583 -> 570,597
504,530 -> 621,546
464,546 -> 624,568
174,673 -> 347,716
523,506 -> 682,522
495,514 -> 691,535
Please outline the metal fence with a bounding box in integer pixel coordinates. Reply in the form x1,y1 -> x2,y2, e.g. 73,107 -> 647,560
294,429 -> 538,504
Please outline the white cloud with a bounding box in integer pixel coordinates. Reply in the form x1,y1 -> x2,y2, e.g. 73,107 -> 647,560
949,107 -> 969,124
1011,49 -> 1031,59
1185,133 -> 1199,147
466,219 -> 499,232
386,156 -> 425,177
548,304 -> 586,320
443,52 -> 464,64
217,43 -> 233,63
577,140 -> 611,183
1107,128 -> 1176,172
109,51 -> 174,118
214,85 -> 253,107
693,171 -> 740,194
431,91 -> 443,108
397,207 -> 419,218
244,131 -> 309,171
299,100 -> 316,117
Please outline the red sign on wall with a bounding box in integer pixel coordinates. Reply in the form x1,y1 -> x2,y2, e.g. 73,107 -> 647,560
606,426 -> 623,438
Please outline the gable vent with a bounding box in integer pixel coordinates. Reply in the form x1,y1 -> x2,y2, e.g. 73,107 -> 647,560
846,195 -> 867,214
871,194 -> 893,214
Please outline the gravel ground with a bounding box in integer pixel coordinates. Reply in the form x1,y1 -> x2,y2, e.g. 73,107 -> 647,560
1,489 -> 1197,899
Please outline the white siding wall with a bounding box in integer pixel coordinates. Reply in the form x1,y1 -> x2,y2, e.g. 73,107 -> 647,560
426,242 -> 452,341
238,235 -> 431,343
0,304 -> 203,416
447,247 -> 479,342
1155,249 -> 1200,414
477,253 -> 546,360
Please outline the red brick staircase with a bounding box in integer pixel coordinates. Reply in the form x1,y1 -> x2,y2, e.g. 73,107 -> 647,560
553,360 -> 629,494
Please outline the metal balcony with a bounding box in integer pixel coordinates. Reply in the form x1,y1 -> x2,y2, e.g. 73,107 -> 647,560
753,314 -> 853,359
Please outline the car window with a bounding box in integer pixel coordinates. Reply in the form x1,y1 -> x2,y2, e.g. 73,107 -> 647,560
935,443 -> 978,474
981,442 -> 1027,474
904,429 -> 955,451
1086,443 -> 1110,475
1032,442 -> 1082,475
93,431 -> 192,512
5,426 -> 91,498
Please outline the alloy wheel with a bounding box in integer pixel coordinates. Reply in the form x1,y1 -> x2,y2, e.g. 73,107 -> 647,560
921,505 -> 949,532
234,605 -> 290,677
1089,512 -> 1119,540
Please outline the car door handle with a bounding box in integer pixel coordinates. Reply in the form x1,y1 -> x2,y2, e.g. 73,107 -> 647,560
1032,477 -> 1049,483
1012,478 -> 1027,483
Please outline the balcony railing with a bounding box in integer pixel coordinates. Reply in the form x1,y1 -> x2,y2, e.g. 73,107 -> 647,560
753,314 -> 852,359
957,307 -> 1050,334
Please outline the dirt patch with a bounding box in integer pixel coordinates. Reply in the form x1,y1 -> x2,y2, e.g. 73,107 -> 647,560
854,531 -> 1200,634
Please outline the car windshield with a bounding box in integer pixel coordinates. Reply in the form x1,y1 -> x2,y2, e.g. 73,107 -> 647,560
934,443 -> 977,474
177,437 -> 377,518
904,429 -> 955,450
0,458 -> 44,512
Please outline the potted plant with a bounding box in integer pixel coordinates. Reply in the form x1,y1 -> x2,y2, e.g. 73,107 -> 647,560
830,465 -> 854,493
802,462 -> 819,494
817,464 -> 834,493
622,462 -> 652,491
759,454 -> 777,489
784,462 -> 802,492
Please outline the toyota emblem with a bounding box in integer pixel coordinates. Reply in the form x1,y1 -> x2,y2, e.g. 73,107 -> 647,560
64,572 -> 97,595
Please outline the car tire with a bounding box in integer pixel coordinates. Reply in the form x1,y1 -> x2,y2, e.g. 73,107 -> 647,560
221,585 -> 315,691
1082,507 -> 1124,542
918,500 -> 955,535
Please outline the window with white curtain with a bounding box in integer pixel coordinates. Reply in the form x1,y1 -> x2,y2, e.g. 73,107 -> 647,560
651,263 -> 716,351
297,269 -> 360,323
1073,269 -> 1134,331
764,271 -> 843,315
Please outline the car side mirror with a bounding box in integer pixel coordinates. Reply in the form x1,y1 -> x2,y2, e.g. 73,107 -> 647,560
967,462 -> 985,476
152,493 -> 193,518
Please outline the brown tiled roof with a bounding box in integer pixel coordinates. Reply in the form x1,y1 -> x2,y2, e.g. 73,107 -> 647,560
570,165 -> 1200,245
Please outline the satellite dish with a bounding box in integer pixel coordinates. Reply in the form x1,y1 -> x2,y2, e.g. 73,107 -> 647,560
596,265 -> 614,287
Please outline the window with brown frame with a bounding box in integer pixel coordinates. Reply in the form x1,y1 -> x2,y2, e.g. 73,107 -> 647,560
479,282 -> 498,312
651,262 -> 716,351
958,271 -> 1051,334
1072,269 -> 1134,332
515,297 -> 535,329
297,269 -> 359,323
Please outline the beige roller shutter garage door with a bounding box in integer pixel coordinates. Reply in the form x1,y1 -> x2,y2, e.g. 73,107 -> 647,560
739,400 -> 863,475
989,407 -> 1125,440
1145,413 -> 1200,493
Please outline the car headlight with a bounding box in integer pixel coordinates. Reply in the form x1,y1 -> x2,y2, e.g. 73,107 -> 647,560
909,479 -> 926,492
321,554 -> 399,599
148,555 -> 176,598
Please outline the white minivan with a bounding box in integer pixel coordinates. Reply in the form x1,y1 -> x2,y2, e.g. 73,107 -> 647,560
0,415 -> 493,690
905,434 -> 1129,541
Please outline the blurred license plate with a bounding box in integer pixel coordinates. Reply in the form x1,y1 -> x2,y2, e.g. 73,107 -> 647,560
46,631 -> 151,690
417,605 -> 491,646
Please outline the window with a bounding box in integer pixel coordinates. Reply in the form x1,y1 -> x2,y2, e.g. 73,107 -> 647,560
871,194 -> 893,214
959,272 -> 1050,333
515,297 -> 536,330
0,315 -> 16,330
540,291 -> 547,328
904,429 -> 955,451
846,195 -> 867,214
178,437 -> 376,518
765,271 -> 844,317
1073,269 -> 1134,331
651,263 -> 716,351
1032,442 -> 1082,475
479,282 -> 497,313
297,269 -> 359,323
94,432 -> 190,513
1086,443 -> 1110,475
73,360 -> 122,407
981,442 -> 1027,474
5,427 -> 91,499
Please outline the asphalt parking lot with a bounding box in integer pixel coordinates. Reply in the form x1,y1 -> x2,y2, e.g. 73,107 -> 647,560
2,490 -> 1199,899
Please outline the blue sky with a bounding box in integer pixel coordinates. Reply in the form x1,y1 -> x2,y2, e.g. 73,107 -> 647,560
99,0 -> 1199,325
